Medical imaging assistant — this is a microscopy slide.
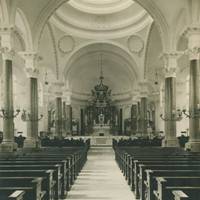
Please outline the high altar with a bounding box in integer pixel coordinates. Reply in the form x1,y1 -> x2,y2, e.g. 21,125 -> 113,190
85,59 -> 118,136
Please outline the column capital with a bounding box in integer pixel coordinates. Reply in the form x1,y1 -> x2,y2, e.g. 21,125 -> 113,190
139,80 -> 148,97
19,52 -> 42,68
164,67 -> 176,78
161,52 -> 182,78
63,90 -> 71,104
0,47 -> 15,60
25,67 -> 39,79
184,47 -> 200,60
53,81 -> 64,97
183,26 -> 200,60
183,26 -> 200,47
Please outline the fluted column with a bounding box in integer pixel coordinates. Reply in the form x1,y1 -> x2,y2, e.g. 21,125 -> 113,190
162,53 -> 180,147
184,27 -> 200,151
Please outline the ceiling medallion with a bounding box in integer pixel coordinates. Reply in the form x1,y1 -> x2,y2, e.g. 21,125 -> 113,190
58,35 -> 75,54
127,35 -> 144,55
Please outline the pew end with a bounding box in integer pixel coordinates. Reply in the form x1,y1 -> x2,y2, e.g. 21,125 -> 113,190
172,190 -> 189,200
8,190 -> 25,200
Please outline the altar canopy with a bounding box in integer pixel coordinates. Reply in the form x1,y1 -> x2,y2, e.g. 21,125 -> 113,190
85,55 -> 118,134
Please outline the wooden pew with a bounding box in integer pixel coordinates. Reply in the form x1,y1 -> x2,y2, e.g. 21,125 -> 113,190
0,177 -> 44,200
0,164 -> 61,200
0,146 -> 88,200
138,164 -> 200,200
172,189 -> 200,200
0,190 -> 25,200
131,158 -> 200,192
133,160 -> 200,198
154,177 -> 200,200
8,190 -> 25,200
172,190 -> 189,200
146,169 -> 200,200
0,159 -> 69,197
0,169 -> 55,200
114,146 -> 200,200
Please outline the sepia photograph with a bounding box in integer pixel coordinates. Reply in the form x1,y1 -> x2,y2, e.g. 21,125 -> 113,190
0,0 -> 200,199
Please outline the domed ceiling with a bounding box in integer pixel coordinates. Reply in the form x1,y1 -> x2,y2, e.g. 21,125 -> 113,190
64,43 -> 137,102
46,0 -> 153,103
50,0 -> 152,39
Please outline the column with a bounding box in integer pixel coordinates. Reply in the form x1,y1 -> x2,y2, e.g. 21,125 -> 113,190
131,104 -> 137,134
139,81 -> 148,137
20,53 -> 40,148
25,69 -> 40,148
118,108 -> 123,135
184,27 -> 200,151
48,110 -> 51,132
80,108 -> 85,136
62,101 -> 67,137
140,97 -> 148,137
55,97 -> 62,139
162,53 -> 180,147
137,101 -> 141,134
43,89 -> 49,133
66,105 -> 72,134
0,37 -> 16,152
53,82 -> 64,139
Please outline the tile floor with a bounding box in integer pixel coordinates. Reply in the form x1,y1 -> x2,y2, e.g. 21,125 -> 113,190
65,147 -> 135,200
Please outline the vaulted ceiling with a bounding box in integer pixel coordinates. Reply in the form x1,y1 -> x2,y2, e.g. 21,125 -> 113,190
1,0 -> 198,105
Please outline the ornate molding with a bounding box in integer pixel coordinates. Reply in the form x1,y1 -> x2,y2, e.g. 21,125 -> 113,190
58,35 -> 75,54
184,47 -> 200,60
127,35 -> 144,55
52,81 -> 64,97
0,47 -> 15,60
25,67 -> 39,79
19,52 -> 42,70
164,67 -> 176,78
183,26 -> 200,57
161,52 -> 183,77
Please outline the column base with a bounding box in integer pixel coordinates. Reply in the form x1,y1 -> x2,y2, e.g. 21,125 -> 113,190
0,142 -> 17,152
162,138 -> 179,147
185,141 -> 200,152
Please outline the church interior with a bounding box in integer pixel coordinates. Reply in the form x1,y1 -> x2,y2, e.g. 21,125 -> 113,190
0,0 -> 200,199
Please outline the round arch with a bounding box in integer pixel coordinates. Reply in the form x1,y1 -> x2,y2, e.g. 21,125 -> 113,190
63,40 -> 138,79
15,8 -> 33,51
32,0 -> 169,52
63,41 -> 138,86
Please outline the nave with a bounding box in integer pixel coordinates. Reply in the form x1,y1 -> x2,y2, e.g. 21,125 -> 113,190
67,147 -> 135,200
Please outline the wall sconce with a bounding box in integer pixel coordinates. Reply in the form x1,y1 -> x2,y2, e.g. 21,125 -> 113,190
160,109 -> 182,121
0,108 -> 20,119
21,110 -> 43,121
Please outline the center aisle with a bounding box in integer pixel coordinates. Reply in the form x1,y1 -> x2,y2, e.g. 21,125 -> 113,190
66,147 -> 135,200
